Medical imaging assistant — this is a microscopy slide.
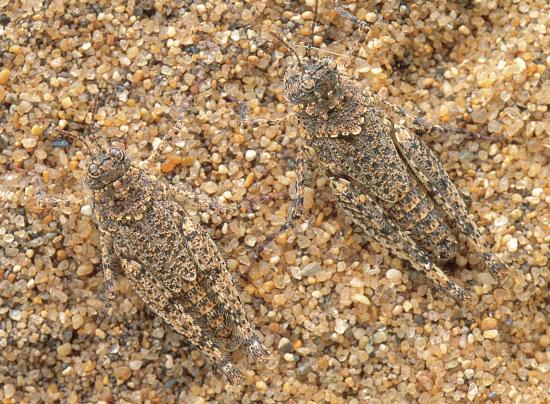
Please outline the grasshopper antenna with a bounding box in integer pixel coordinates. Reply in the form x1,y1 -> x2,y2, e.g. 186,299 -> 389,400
335,0 -> 372,71
306,0 -> 319,58
271,30 -> 303,67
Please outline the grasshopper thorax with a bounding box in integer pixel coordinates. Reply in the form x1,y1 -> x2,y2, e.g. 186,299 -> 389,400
284,56 -> 346,116
86,146 -> 132,190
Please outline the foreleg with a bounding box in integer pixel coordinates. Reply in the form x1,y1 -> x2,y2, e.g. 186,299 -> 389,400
144,101 -> 188,168
239,102 -> 290,132
98,230 -> 118,306
34,177 -> 85,209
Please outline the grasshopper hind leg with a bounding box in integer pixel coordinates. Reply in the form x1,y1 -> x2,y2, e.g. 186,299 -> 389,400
329,177 -> 468,303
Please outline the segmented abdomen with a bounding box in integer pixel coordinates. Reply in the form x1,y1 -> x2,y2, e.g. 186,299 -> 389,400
385,182 -> 457,262
172,271 -> 232,340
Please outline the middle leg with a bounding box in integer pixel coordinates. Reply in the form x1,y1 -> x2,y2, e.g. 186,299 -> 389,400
252,144 -> 308,262
373,95 -> 495,142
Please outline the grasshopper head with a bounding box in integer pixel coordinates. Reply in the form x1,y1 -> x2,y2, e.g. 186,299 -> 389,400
53,95 -> 133,190
284,56 -> 344,114
86,145 -> 132,190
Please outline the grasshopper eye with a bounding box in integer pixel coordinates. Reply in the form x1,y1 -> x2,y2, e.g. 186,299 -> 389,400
110,148 -> 124,162
88,163 -> 100,178
301,77 -> 315,92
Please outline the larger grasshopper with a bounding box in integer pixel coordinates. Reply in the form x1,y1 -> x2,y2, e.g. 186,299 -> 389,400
242,0 -> 506,302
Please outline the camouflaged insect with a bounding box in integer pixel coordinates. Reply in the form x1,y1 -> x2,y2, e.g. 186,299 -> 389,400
39,97 -> 271,384
242,1 -> 507,303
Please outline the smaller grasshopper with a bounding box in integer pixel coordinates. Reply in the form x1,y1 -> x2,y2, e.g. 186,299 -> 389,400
242,1 -> 507,302
38,95 -> 271,384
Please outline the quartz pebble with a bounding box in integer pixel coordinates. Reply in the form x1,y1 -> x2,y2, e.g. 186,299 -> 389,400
467,383 -> 479,401
76,264 -> 94,276
80,205 -> 93,216
129,360 -> 143,370
72,314 -> 84,330
483,330 -> 499,340
385,268 -> 402,284
114,366 -> 132,383
3,384 -> 15,399
480,317 -> 497,330
0,68 -> 10,84
373,330 -> 388,344
245,149 -> 257,161
301,262 -> 322,277
9,309 -> 21,321
334,318 -> 348,334
57,343 -> 72,357
507,238 -> 518,252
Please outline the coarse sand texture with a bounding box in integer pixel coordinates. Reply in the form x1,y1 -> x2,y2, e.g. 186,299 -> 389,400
0,0 -> 549,402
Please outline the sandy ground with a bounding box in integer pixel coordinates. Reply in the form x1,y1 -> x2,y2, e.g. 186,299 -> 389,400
0,0 -> 549,402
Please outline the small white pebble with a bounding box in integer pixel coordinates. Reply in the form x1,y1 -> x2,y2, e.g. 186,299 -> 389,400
245,149 -> 257,161
21,137 -> 37,149
334,318 -> 348,334
231,30 -> 241,41
366,12 -> 377,23
483,330 -> 499,339
385,268 -> 402,285
283,353 -> 295,362
244,235 -> 257,247
129,360 -> 143,370
351,293 -> 370,305
152,137 -> 162,149
165,354 -> 174,369
506,238 -> 518,252
3,384 -> 16,398
80,205 -> 93,216
278,337 -> 291,351
514,57 -> 526,73
166,26 -> 176,38
62,366 -> 74,376
9,309 -> 21,321
468,382 -> 479,400
494,216 -> 508,227
349,278 -> 364,287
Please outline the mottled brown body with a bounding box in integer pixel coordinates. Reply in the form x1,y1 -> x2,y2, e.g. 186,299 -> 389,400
43,103 -> 271,384
243,2 -> 507,302
304,77 -> 459,262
